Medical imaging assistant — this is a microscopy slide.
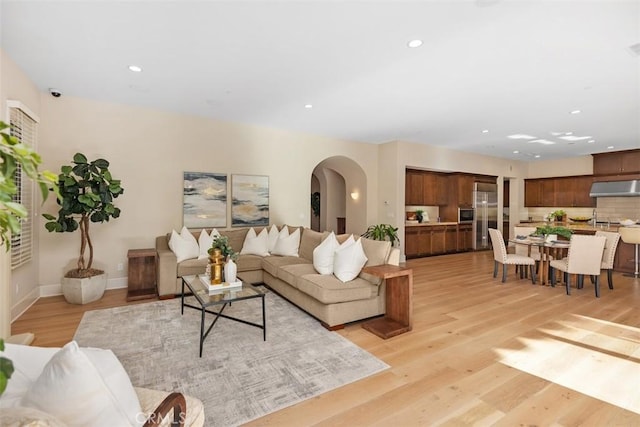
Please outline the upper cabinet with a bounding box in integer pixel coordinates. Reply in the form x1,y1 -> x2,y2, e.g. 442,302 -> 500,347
525,176 -> 595,207
405,169 -> 448,206
456,175 -> 475,207
593,149 -> 640,176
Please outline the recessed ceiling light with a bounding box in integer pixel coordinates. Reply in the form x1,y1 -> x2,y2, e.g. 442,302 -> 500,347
482,129 -> 489,133
534,154 -> 541,158
559,135 -> 592,141
128,65 -> 142,72
508,134 -> 536,140
565,132 -> 573,135
407,39 -> 423,48
607,145 -> 615,150
304,104 -> 313,109
570,110 -> 581,114
529,139 -> 556,145
513,150 -> 519,154
588,140 -> 595,143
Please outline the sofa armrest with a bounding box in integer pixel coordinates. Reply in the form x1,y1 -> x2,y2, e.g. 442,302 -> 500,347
156,236 -> 178,297
387,248 -> 400,266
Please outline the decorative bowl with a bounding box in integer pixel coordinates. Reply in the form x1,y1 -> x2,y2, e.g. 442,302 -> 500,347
569,217 -> 591,223
620,219 -> 637,226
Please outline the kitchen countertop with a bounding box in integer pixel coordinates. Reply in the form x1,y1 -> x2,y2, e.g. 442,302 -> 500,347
516,221 -> 625,232
405,222 -> 460,227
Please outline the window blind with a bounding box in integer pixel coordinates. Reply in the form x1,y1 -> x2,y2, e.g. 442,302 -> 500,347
8,104 -> 38,269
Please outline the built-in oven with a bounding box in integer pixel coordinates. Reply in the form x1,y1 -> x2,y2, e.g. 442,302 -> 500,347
458,208 -> 474,223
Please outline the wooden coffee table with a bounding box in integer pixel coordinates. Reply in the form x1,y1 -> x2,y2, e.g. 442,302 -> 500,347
361,265 -> 413,339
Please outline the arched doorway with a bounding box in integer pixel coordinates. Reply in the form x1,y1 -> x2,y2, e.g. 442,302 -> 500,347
310,156 -> 367,234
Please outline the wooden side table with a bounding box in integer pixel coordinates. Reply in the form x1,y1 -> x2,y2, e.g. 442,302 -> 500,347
361,264 -> 413,339
127,248 -> 158,301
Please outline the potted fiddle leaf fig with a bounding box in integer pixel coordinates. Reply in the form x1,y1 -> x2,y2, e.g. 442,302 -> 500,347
43,153 -> 124,304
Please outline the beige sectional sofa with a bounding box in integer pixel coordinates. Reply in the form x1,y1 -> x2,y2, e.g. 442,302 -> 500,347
155,226 -> 400,328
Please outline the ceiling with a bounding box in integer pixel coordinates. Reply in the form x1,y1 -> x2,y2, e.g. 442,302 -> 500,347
2,1 -> 639,161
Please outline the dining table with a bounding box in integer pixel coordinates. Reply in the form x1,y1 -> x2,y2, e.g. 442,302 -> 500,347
509,237 -> 571,285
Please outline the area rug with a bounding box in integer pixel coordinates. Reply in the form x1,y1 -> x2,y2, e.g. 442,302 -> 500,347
74,290 -> 389,426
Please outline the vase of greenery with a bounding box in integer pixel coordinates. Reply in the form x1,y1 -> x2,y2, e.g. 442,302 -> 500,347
361,224 -> 400,247
208,235 -> 238,283
1,120 -> 58,395
534,225 -> 573,240
415,209 -> 424,223
43,153 -> 124,304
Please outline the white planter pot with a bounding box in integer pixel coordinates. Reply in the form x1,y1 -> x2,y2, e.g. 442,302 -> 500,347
61,273 -> 107,305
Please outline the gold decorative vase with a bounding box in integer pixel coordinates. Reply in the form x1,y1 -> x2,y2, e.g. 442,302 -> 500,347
210,248 -> 225,284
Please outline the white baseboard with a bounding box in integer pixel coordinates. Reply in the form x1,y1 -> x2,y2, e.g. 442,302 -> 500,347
11,287 -> 40,323
39,276 -> 128,298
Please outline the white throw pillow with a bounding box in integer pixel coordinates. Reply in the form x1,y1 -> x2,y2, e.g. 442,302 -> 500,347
198,228 -> 220,260
20,341 -> 143,427
313,232 -> 339,275
267,224 -> 280,253
240,227 -> 270,256
333,237 -> 368,282
168,226 -> 199,263
272,227 -> 300,257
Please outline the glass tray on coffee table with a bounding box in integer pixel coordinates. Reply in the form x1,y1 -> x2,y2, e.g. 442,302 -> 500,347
181,274 -> 266,357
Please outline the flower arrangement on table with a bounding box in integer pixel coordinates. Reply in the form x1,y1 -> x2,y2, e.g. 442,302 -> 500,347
207,235 -> 237,261
533,225 -> 573,240
206,235 -> 238,285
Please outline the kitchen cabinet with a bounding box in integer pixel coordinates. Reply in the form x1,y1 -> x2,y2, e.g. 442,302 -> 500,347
614,241 -> 637,275
525,176 -> 595,207
456,175 -> 475,207
429,226 -> 447,255
457,224 -> 473,251
405,170 -> 424,205
445,227 -> 458,253
593,149 -> 640,176
405,228 -> 421,258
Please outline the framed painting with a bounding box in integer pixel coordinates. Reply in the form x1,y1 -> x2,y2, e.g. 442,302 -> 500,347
231,174 -> 269,227
183,172 -> 227,228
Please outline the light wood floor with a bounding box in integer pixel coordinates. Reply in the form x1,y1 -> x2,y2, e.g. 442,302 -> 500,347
12,251 -> 640,426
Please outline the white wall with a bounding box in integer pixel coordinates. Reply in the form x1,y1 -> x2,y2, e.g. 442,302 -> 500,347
36,94 -> 382,287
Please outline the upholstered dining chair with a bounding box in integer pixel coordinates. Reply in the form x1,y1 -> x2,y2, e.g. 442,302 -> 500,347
489,228 -> 536,283
594,230 -> 621,289
513,226 -> 551,277
618,226 -> 640,278
549,234 -> 606,297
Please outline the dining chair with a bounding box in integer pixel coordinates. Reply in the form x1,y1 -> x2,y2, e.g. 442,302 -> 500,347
489,228 -> 536,283
549,234 -> 607,297
513,226 -> 551,278
594,230 -> 621,289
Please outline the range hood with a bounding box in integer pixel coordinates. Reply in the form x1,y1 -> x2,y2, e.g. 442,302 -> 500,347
589,180 -> 640,197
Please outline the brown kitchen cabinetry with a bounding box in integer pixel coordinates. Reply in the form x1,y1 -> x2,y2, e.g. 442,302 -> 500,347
457,175 -> 474,207
593,149 -> 640,176
525,176 -> 595,208
429,226 -> 447,255
445,227 -> 458,253
614,241 -> 637,274
405,228 -> 420,258
457,224 -> 473,251
405,170 -> 424,205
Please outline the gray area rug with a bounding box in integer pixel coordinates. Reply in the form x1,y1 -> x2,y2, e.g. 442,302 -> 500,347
74,290 -> 389,426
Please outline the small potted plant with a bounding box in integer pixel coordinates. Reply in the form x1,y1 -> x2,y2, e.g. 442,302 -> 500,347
208,235 -> 238,283
534,225 -> 573,241
415,209 -> 425,223
361,224 -> 400,247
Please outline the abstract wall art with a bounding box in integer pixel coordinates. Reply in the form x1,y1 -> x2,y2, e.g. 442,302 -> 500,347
183,172 -> 227,228
231,174 -> 269,227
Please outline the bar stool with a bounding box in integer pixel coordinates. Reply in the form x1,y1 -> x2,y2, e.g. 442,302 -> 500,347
619,226 -> 640,278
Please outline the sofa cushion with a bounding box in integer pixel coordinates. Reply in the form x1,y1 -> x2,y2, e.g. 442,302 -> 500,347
277,263 -> 317,288
333,238 -> 368,282
297,274 -> 377,304
261,255 -> 309,277
298,229 -> 325,261
21,341 -> 143,427
198,228 -> 220,260
313,232 -> 339,275
240,228 -> 270,256
271,227 -> 301,257
359,237 -> 391,267
236,254 -> 264,272
220,228 -> 250,255
267,224 -> 279,253
177,257 -> 208,277
168,226 -> 199,263
0,406 -> 67,427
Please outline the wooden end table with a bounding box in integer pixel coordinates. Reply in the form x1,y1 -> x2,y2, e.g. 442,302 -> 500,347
126,248 -> 158,301
361,264 -> 413,339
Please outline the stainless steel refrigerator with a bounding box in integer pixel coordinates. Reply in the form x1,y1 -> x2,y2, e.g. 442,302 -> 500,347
472,182 -> 498,250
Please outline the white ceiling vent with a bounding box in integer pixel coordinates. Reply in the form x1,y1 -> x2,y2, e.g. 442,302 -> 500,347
629,43 -> 640,56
